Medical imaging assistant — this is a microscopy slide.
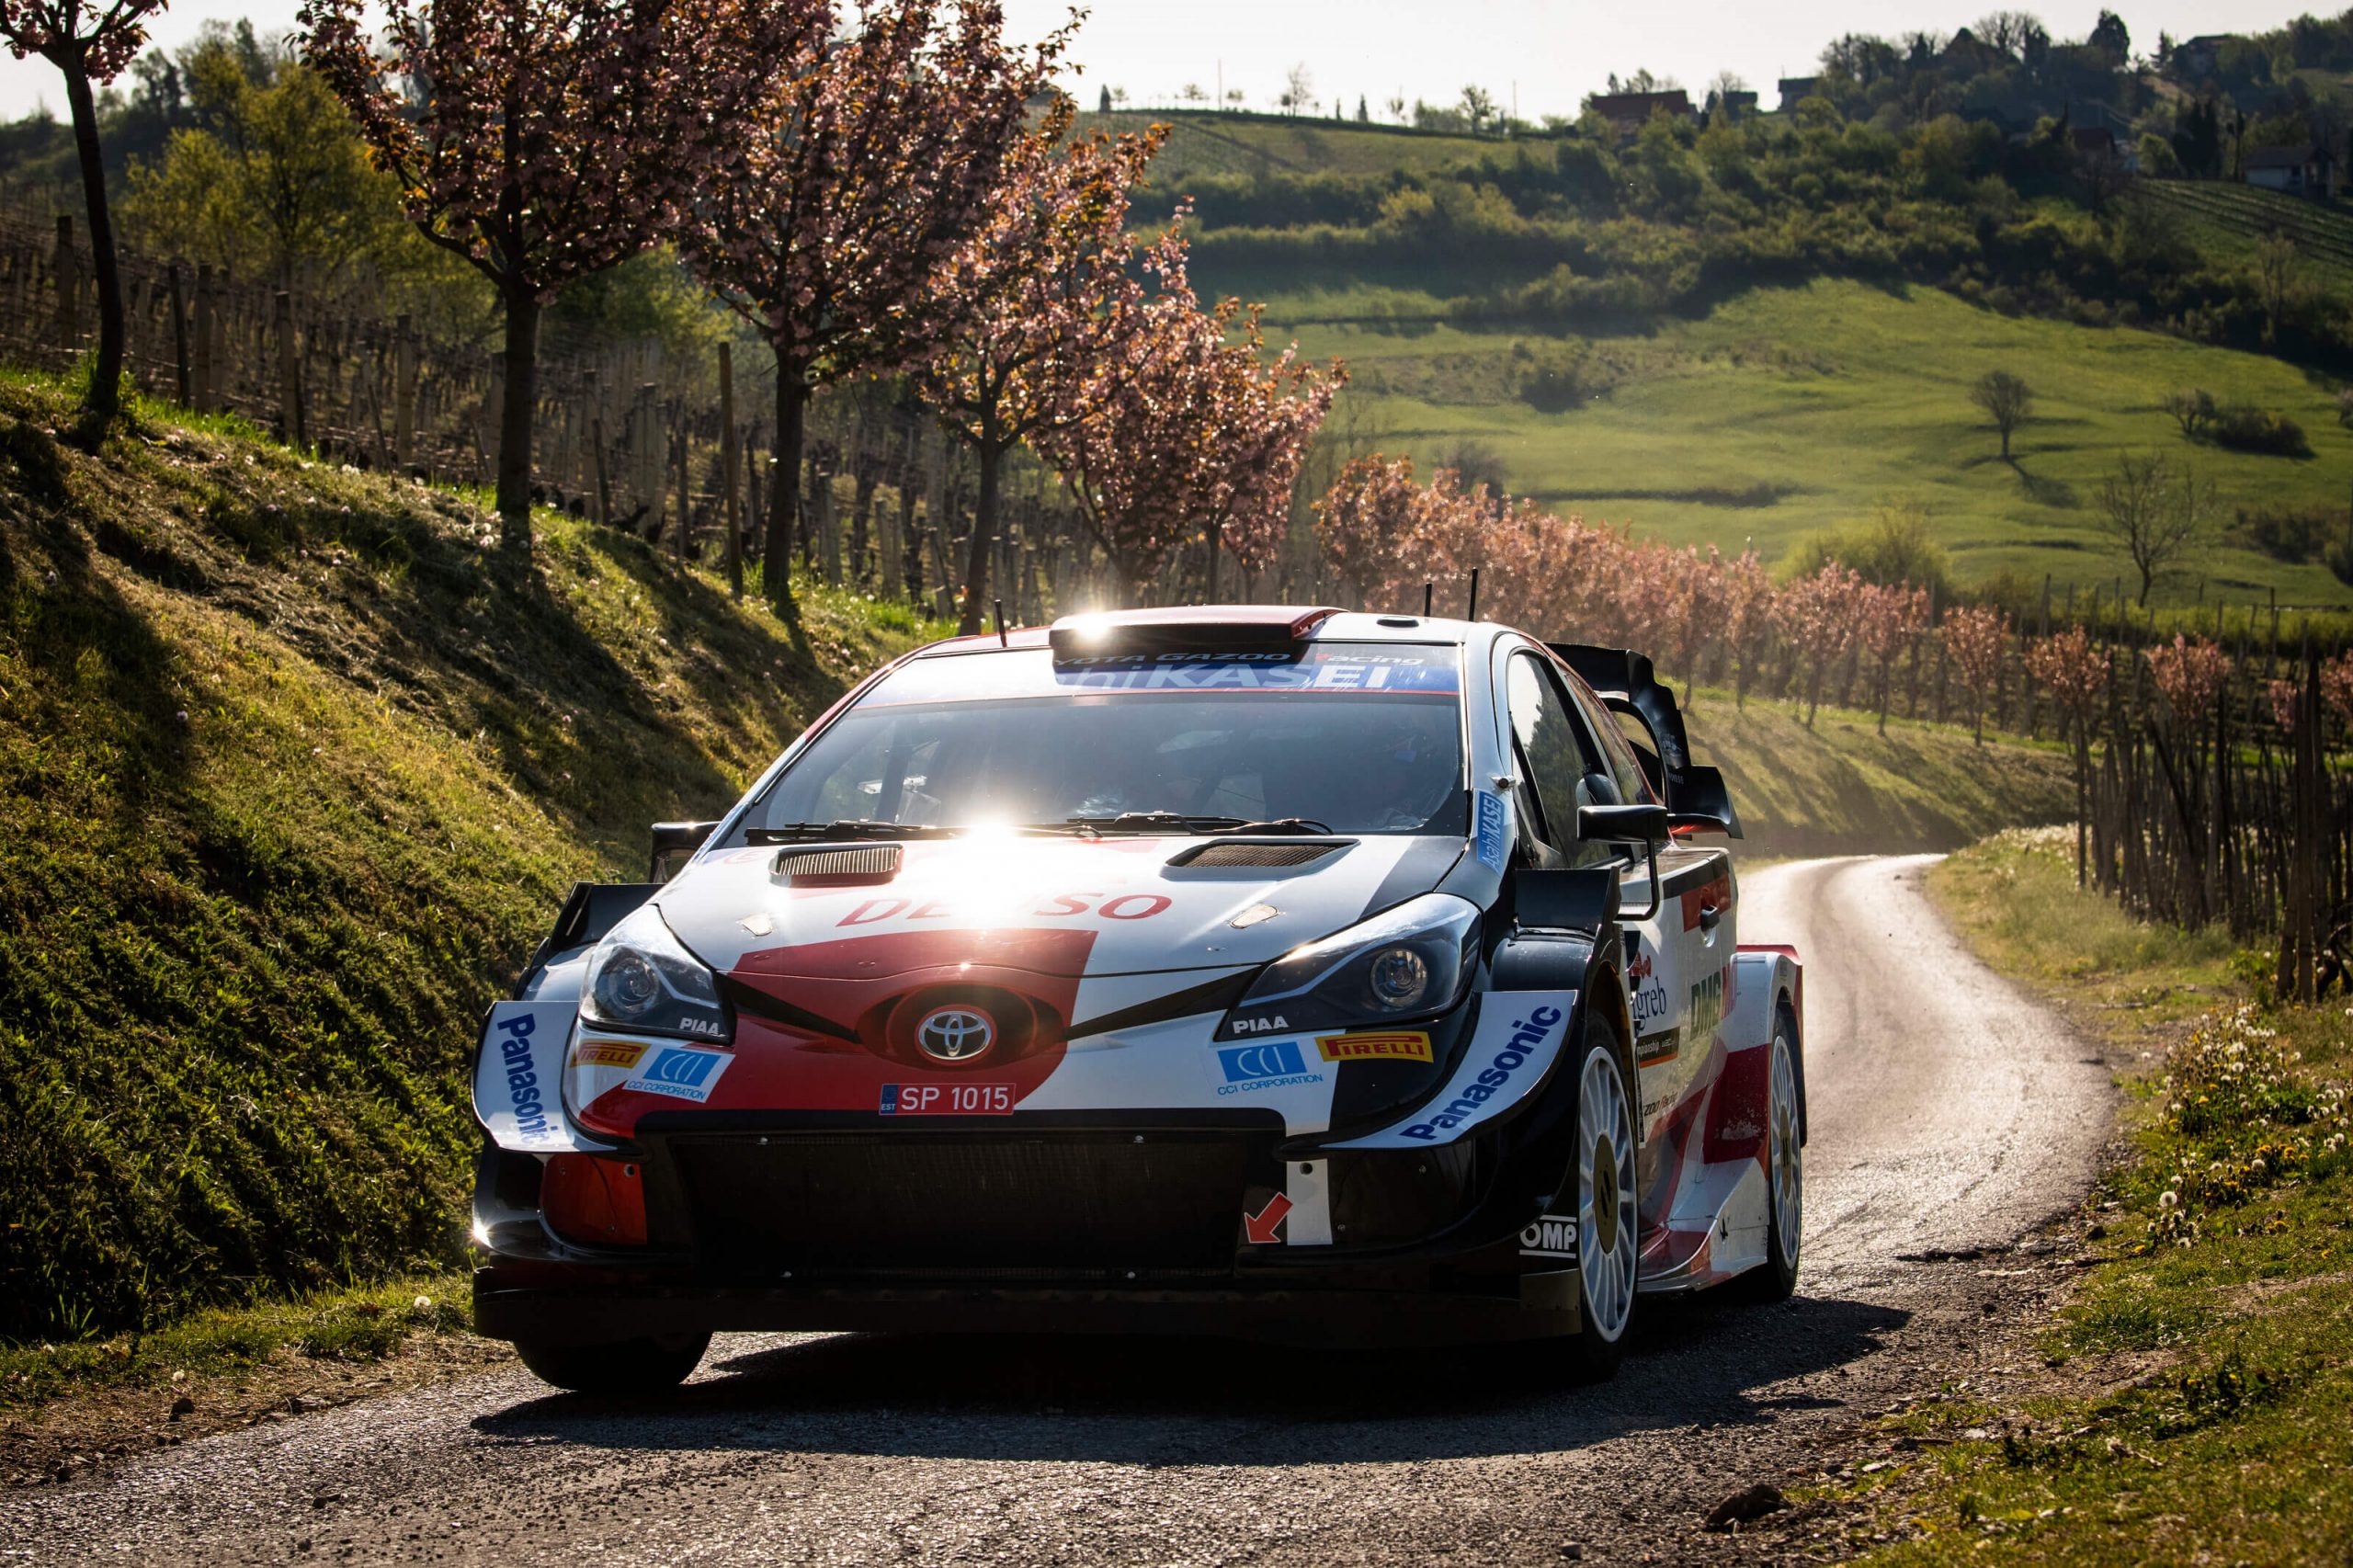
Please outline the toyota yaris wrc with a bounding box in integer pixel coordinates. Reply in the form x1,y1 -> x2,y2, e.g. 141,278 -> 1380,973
471,606 -> 1806,1392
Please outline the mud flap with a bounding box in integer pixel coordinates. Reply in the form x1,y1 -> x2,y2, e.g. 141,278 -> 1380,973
1639,946 -> 1800,1290
472,1000 -> 601,1153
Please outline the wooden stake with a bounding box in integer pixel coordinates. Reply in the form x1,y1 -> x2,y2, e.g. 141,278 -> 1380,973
719,343 -> 742,599
274,290 -> 304,449
166,260 -> 189,406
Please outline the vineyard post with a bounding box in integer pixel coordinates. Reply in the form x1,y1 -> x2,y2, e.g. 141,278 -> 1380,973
637,381 -> 662,534
670,398 -> 688,562
274,290 -> 304,449
190,265 -> 213,411
1934,605 -> 1948,723
387,313 -> 414,464
744,424 -> 765,561
166,260 -> 188,404
51,215 -> 77,355
587,369 -> 610,525
719,342 -> 742,600
2278,642 -> 2324,1004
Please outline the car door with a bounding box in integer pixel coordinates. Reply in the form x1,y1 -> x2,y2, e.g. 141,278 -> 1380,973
1557,669 -> 1730,1135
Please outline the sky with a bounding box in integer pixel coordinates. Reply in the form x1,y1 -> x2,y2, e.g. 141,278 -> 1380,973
0,0 -> 2324,123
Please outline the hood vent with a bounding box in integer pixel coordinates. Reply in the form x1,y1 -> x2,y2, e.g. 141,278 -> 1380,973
1165,840 -> 1347,869
773,843 -> 904,887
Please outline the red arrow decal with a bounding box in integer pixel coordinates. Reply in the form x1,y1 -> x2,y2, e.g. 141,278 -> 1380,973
1243,1192 -> 1293,1245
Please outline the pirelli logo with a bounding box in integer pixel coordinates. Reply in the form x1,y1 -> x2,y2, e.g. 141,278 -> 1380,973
571,1040 -> 646,1070
1315,1030 -> 1435,1063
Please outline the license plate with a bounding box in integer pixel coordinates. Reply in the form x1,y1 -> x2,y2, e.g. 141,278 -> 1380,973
880,1082 -> 1016,1116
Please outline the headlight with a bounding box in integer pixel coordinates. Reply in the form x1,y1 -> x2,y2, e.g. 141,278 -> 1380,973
1219,893 -> 1480,1040
579,904 -> 733,1042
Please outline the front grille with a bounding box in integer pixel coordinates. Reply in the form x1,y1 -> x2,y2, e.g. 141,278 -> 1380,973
670,1134 -> 1253,1272
773,843 -> 903,886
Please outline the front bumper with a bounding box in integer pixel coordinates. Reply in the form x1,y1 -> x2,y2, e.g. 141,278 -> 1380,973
472,1097 -> 1590,1346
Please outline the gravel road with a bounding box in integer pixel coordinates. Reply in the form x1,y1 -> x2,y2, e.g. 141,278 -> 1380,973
3,855 -> 2113,1566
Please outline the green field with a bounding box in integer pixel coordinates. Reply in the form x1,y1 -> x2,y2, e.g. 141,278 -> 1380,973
1083,109 -> 1499,182
1255,278 -> 2353,610
2131,180 -> 2353,290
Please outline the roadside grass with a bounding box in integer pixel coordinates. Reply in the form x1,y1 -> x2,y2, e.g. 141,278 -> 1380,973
1862,829 -> 2353,1563
0,1271 -> 472,1415
1680,690 -> 2071,858
0,369 -> 943,1344
1248,279 -> 2353,614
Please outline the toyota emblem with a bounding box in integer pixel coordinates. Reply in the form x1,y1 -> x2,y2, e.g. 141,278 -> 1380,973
915,1006 -> 995,1062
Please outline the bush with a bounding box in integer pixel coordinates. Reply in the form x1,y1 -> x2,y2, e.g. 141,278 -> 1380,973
2207,406 -> 2311,457
2235,504 -> 2338,562
2164,386 -> 2216,437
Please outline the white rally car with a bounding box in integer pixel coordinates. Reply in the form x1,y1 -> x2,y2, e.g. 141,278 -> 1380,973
471,606 -> 1805,1392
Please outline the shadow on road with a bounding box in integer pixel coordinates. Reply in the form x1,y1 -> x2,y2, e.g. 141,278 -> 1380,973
472,1290 -> 1905,1464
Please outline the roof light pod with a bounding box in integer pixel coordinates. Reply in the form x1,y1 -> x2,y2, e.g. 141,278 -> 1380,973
1047,605 -> 1339,661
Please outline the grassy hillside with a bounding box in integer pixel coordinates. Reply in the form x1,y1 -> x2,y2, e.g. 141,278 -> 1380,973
1682,690 -> 2071,858
2131,182 -> 2353,292
0,371 -> 939,1341
1086,109 -> 1497,181
1268,279 -> 2353,611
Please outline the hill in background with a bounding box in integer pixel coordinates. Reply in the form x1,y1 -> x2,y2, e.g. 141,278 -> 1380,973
1076,20 -> 2353,616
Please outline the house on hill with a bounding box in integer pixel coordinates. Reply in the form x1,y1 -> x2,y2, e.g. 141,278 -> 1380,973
2245,143 -> 2340,199
1586,89 -> 1694,138
1777,76 -> 1820,111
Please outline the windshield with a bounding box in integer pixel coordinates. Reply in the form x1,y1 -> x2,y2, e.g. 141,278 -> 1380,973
731,642 -> 1467,838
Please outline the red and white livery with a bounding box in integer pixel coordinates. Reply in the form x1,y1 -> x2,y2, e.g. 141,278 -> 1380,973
469,607 -> 1805,1392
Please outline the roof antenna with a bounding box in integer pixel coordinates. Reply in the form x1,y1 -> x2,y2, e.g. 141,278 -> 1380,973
1466,569 -> 1480,621
1422,581 -> 1433,617
992,597 -> 1007,648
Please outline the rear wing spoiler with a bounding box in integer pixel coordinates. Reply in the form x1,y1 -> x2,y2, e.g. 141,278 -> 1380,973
1546,643 -> 1743,839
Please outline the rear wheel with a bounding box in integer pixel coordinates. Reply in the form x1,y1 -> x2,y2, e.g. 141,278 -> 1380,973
1742,1008 -> 1804,1302
1561,1022 -> 1640,1383
512,1331 -> 710,1395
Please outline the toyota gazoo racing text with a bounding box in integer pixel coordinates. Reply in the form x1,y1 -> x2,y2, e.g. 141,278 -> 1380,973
469,606 -> 1806,1392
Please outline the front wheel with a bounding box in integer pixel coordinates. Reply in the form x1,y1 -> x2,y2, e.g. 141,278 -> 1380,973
512,1331 -> 710,1395
1561,1021 -> 1641,1383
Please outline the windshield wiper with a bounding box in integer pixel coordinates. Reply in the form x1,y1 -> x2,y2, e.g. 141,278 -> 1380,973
1216,818 -> 1336,836
1048,812 -> 1252,836
745,821 -> 963,845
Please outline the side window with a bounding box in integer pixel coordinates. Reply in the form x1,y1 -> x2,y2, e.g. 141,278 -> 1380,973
1563,678 -> 1657,806
1505,653 -> 1612,869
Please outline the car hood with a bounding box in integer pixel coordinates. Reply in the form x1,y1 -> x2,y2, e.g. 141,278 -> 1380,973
657,833 -> 1463,982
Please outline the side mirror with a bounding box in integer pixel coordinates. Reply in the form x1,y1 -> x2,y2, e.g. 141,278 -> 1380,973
649,820 -> 722,882
1575,802 -> 1671,843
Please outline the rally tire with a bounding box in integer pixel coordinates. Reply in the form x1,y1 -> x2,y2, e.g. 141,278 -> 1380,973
1739,1004 -> 1805,1303
513,1332 -> 711,1395
1560,1017 -> 1640,1384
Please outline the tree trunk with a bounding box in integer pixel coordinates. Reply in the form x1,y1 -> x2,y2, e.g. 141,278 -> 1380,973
62,58 -> 123,423
767,364 -> 807,621
494,290 -> 540,551
955,433 -> 1005,637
